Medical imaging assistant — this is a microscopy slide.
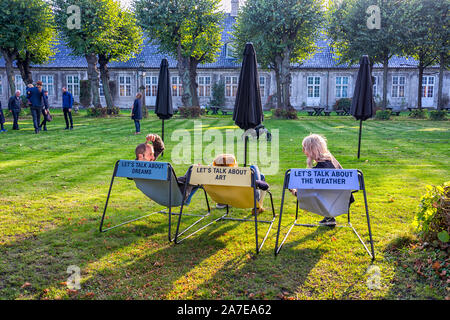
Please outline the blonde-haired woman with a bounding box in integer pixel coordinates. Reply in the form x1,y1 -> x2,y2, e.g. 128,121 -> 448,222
292,134 -> 352,226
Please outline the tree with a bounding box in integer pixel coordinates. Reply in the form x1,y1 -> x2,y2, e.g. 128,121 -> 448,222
53,0 -> 125,107
97,2 -> 143,108
233,0 -> 324,110
135,0 -> 224,110
0,0 -> 57,94
327,0 -> 409,109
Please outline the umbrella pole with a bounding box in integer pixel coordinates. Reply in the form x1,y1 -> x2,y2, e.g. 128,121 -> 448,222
357,119 -> 363,159
161,119 -> 165,158
244,135 -> 248,167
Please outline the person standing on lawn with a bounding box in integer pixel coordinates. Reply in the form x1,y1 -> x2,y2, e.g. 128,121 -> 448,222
0,100 -> 6,132
39,90 -> 50,131
62,87 -> 74,130
8,90 -> 22,130
131,92 -> 143,135
26,81 -> 47,134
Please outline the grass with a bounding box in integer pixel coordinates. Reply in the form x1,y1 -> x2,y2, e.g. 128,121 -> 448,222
0,110 -> 449,300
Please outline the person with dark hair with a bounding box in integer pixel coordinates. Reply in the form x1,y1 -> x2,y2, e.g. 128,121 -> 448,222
26,81 -> 47,134
39,90 -> 50,131
0,100 -> 6,133
8,90 -> 22,130
131,92 -> 143,135
62,87 -> 74,130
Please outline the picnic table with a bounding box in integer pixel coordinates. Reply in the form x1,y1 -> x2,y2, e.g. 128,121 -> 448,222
335,108 -> 350,116
306,107 -> 327,116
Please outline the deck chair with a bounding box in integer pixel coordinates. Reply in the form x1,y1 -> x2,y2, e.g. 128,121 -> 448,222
274,168 -> 375,260
99,160 -> 210,242
174,165 -> 276,254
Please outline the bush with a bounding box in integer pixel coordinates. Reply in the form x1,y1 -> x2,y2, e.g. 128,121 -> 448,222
413,182 -> 449,245
106,106 -> 120,116
271,107 -> 298,119
86,106 -> 107,117
374,109 -> 391,120
210,81 -> 225,108
333,98 -> 352,112
429,110 -> 447,121
409,108 -> 427,119
178,106 -> 204,118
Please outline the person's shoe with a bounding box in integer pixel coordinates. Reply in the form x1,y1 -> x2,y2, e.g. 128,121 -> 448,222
64,127 -> 69,130
318,217 -> 336,227
216,203 -> 227,209
35,129 -> 39,134
252,207 -> 265,215
70,127 -> 73,130
43,127 -> 47,131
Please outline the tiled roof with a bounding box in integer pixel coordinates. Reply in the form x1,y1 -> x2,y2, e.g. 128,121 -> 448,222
0,14 -> 434,70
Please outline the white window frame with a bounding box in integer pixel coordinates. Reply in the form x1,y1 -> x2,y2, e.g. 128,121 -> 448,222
66,75 -> 80,96
171,76 -> 183,97
225,43 -> 234,59
307,76 -> 321,98
15,75 -> 26,96
198,76 -> 211,97
259,76 -> 266,97
336,76 -> 349,98
391,76 -> 405,98
225,76 -> 238,97
145,76 -> 158,97
422,76 -> 434,98
119,75 -> 132,97
373,75 -> 379,97
41,75 -> 55,96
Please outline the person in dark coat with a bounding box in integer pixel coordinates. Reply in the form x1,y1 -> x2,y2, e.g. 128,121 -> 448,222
39,90 -> 50,131
0,100 -> 6,133
26,81 -> 47,134
62,87 -> 74,130
8,90 -> 22,130
131,92 -> 143,135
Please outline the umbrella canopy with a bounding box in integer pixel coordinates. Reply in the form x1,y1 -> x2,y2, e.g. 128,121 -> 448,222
350,55 -> 375,121
233,43 -> 264,131
155,59 -> 173,120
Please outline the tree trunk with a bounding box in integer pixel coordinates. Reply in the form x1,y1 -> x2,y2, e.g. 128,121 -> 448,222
382,54 -> 389,110
85,53 -> 101,108
417,64 -> 424,110
188,58 -> 199,107
1,49 -> 17,95
274,67 -> 282,109
16,52 -> 33,85
98,54 -> 114,108
178,56 -> 192,107
280,48 -> 291,109
437,52 -> 444,110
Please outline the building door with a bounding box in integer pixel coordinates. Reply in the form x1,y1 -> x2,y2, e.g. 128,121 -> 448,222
422,76 -> 435,108
307,76 -> 321,106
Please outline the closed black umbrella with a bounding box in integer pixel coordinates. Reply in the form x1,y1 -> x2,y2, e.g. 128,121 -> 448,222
155,59 -> 173,155
351,55 -> 375,159
233,43 -> 264,167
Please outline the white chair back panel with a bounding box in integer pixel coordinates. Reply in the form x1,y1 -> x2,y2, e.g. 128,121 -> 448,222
298,189 -> 352,217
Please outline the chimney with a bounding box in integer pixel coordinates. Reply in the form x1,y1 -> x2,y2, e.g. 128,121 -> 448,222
231,0 -> 239,17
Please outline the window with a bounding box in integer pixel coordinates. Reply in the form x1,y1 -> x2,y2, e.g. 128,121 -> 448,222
41,75 -> 54,96
373,76 -> 379,97
15,75 -> 26,95
307,76 -> 321,98
99,79 -> 104,96
0,75 -> 2,96
67,75 -> 80,96
225,43 -> 234,59
422,76 -> 434,98
259,76 -> 265,97
225,76 -> 238,97
119,75 -> 132,97
198,76 -> 211,97
171,76 -> 183,97
391,76 -> 405,98
336,76 -> 349,98
145,76 -> 158,97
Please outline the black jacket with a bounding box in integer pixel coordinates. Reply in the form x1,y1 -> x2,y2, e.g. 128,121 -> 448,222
8,96 -> 22,112
131,98 -> 142,120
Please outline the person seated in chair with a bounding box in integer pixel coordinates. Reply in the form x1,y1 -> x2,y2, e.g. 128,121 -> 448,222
211,154 -> 269,214
290,134 -> 354,226
134,134 -> 198,204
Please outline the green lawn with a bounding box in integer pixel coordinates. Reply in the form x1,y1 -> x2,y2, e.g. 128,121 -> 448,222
0,110 -> 449,300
